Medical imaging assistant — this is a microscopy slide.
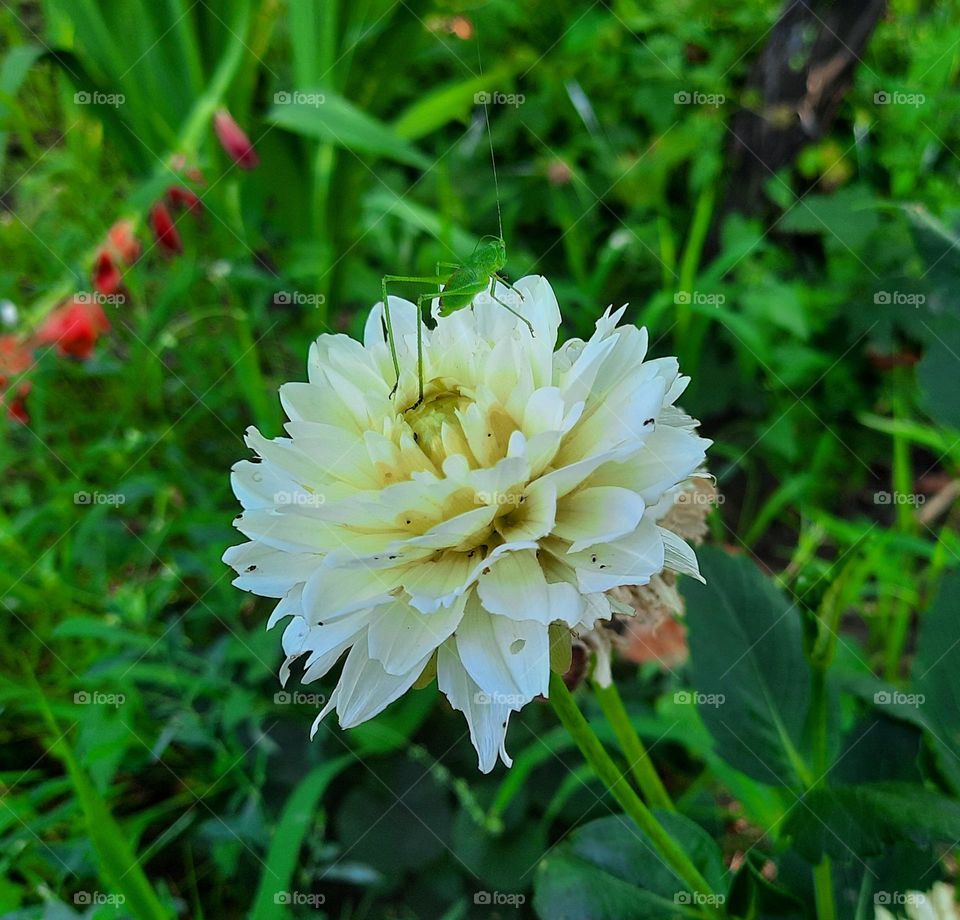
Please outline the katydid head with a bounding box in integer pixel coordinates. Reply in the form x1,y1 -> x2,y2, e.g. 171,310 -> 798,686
473,237 -> 507,274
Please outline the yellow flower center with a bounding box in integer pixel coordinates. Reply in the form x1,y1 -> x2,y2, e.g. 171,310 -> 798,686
404,389 -> 471,468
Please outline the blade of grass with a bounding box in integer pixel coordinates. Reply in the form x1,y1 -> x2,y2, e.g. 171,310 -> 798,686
248,756 -> 352,920
31,677 -> 172,920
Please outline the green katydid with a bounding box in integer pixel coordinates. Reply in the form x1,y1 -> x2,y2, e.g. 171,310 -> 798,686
378,92 -> 533,411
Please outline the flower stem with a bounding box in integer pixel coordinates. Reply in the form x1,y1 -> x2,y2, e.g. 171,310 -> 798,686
592,679 -> 675,812
813,858 -> 837,920
549,673 -> 722,915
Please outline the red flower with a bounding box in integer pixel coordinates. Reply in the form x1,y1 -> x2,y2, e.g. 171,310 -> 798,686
93,249 -> 122,296
0,335 -> 33,423
107,219 -> 141,264
167,185 -> 203,214
213,108 -> 259,170
150,203 -> 183,254
35,298 -> 110,360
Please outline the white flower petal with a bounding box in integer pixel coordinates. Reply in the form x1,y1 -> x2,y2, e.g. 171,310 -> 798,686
455,594 -> 549,699
660,528 -> 704,582
301,565 -> 399,625
437,641 -> 514,773
334,641 -> 431,728
477,548 -> 586,627
554,486 -> 646,554
565,518 -> 665,593
267,585 -> 304,630
590,424 -> 710,502
367,594 -> 466,675
222,541 -> 317,598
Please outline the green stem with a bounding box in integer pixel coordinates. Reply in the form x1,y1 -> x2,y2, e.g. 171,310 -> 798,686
549,673 -> 722,916
813,859 -> 837,920
592,680 -> 675,812
884,366 -> 916,681
808,588 -> 840,920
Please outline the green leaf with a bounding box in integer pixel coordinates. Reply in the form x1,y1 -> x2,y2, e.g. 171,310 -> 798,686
248,756 -> 352,920
267,90 -> 430,168
918,315 -> 960,431
0,44 -> 44,177
683,549 -> 814,787
778,185 -> 881,250
533,812 -> 728,920
784,782 -> 960,861
913,570 -> 960,792
392,64 -> 514,141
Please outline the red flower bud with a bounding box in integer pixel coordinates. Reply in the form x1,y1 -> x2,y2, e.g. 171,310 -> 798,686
107,219 -> 141,264
167,185 -> 203,214
150,203 -> 183,254
213,108 -> 259,170
93,249 -> 122,296
35,298 -> 110,360
0,335 -> 32,423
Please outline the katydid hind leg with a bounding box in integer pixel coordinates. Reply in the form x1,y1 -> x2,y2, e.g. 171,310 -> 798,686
379,274 -> 445,398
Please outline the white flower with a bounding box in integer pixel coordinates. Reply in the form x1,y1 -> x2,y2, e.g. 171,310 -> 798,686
223,275 -> 710,771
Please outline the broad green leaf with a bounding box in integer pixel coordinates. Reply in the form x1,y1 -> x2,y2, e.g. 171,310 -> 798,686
913,570 -> 960,792
268,90 -> 430,169
683,549 -> 813,787
249,756 -> 352,920
778,185 -> 881,250
534,812 -> 728,920
918,315 -> 960,431
784,782 -> 960,861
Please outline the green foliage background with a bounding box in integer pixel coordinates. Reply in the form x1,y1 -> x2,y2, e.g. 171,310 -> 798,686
1,0 -> 960,917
